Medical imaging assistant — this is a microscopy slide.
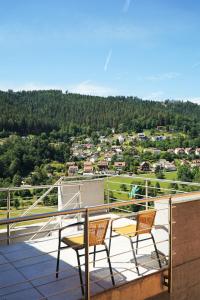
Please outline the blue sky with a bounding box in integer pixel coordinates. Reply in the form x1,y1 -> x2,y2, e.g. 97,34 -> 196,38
0,0 -> 200,102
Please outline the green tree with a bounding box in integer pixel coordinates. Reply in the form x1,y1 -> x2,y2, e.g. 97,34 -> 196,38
14,198 -> 20,209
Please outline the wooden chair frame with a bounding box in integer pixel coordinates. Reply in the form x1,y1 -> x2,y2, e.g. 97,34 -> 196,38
56,219 -> 115,296
109,210 -> 162,276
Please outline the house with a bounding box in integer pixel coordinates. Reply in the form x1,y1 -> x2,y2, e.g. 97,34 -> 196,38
99,136 -> 108,143
83,162 -> 94,174
174,148 -> 185,155
114,162 -> 126,171
137,133 -> 148,141
144,148 -> 161,155
97,161 -> 108,172
68,165 -> 78,176
152,162 -> 163,171
195,148 -> 200,156
167,149 -> 175,154
151,136 -> 166,142
104,152 -> 114,162
140,161 -> 151,172
111,146 -> 122,154
85,137 -> 92,143
164,162 -> 176,172
185,148 -> 195,155
90,154 -> 98,163
117,135 -> 125,144
66,162 -> 75,167
180,159 -> 190,166
156,126 -> 166,131
190,160 -> 200,168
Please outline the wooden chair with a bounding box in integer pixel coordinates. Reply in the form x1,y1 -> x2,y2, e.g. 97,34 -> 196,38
109,210 -> 162,276
56,218 -> 115,295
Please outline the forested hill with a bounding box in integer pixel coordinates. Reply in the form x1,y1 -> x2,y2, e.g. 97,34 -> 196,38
0,90 -> 200,135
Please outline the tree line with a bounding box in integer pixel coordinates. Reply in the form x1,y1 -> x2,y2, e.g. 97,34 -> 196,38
0,90 -> 200,136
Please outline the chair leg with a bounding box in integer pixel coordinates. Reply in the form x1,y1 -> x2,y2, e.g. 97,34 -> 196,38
130,238 -> 140,276
76,250 -> 85,296
108,226 -> 112,255
93,245 -> 96,268
105,244 -> 115,286
151,233 -> 162,268
56,239 -> 61,278
136,235 -> 139,255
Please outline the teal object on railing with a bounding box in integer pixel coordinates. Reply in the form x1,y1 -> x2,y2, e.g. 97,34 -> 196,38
129,185 -> 140,198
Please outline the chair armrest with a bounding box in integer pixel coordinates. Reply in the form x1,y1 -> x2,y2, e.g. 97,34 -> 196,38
111,212 -> 136,226
59,221 -> 84,233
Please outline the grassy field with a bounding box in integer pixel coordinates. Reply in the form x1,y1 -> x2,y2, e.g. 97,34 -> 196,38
0,206 -> 57,229
105,171 -> 178,202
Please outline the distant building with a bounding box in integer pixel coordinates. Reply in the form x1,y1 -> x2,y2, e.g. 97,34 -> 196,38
137,133 -> 148,141
180,159 -> 190,166
83,161 -> 94,174
114,161 -> 126,171
66,162 -> 75,167
195,148 -> 200,156
140,161 -> 151,172
163,162 -> 176,172
97,161 -> 108,172
156,126 -> 166,131
185,148 -> 195,155
190,160 -> 200,168
144,148 -> 161,155
151,135 -> 166,142
68,165 -> 78,176
174,148 -> 185,155
118,135 -> 125,144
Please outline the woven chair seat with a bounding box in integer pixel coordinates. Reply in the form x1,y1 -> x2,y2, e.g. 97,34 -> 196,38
114,224 -> 137,237
62,235 -> 84,249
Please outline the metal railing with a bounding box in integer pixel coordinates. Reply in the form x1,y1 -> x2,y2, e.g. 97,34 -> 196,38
0,197 -> 170,300
0,175 -> 200,299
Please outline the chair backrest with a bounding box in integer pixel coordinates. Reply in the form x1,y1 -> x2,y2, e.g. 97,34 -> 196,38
136,210 -> 156,235
87,218 -> 110,246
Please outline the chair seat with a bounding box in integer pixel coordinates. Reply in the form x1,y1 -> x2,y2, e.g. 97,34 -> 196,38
113,224 -> 137,237
62,235 -> 84,249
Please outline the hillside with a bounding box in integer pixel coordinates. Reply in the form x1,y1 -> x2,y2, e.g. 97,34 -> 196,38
0,90 -> 200,136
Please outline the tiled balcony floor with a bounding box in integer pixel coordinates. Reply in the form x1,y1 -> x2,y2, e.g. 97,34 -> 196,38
0,212 -> 168,300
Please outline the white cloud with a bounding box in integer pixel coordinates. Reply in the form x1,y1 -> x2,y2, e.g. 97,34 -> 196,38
123,0 -> 132,13
144,91 -> 165,101
144,72 -> 180,81
0,80 -> 118,97
104,49 -> 112,72
182,97 -> 200,104
0,82 -> 64,91
192,62 -> 200,69
69,80 -> 117,96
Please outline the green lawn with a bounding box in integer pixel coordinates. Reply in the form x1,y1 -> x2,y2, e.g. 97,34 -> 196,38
0,206 -> 58,229
105,171 -> 178,202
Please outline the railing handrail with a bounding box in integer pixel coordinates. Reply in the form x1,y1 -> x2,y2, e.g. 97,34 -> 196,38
1,174 -> 200,193
1,190 -> 200,226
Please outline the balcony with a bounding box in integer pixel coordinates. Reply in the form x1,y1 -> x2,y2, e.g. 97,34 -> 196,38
0,175 -> 200,300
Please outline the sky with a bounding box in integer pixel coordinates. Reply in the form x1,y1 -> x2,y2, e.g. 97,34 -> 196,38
0,0 -> 200,102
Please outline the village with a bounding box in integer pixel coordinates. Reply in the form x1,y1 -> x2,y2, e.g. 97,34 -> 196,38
66,128 -> 200,177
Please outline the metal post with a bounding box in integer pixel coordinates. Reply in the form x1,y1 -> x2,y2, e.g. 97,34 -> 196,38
106,177 -> 110,212
84,208 -> 90,300
7,190 -> 11,245
168,197 -> 173,293
145,180 -> 148,210
77,185 -> 82,230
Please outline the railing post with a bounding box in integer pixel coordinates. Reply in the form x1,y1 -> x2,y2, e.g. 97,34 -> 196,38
7,190 -> 11,245
78,185 -> 82,230
145,180 -> 148,210
84,208 -> 90,300
168,196 -> 173,293
106,177 -> 110,212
